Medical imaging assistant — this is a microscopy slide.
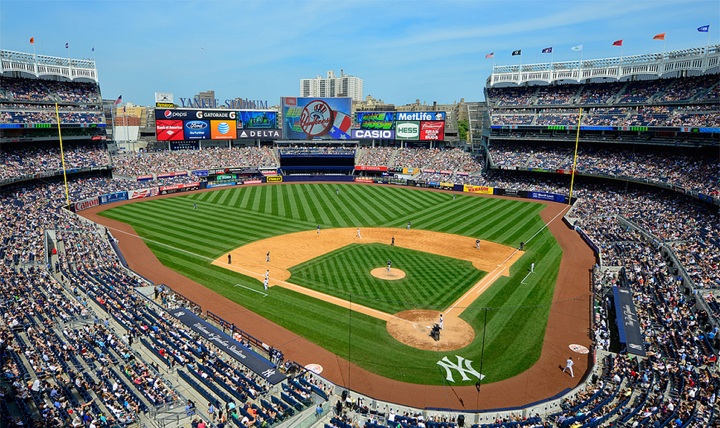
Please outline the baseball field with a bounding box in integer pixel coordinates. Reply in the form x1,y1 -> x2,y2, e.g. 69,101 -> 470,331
97,183 -> 563,386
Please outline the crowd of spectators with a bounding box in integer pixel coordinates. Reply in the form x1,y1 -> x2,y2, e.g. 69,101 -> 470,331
110,146 -> 278,177
488,74 -> 718,108
487,141 -> 719,197
0,77 -> 104,126
0,142 -> 110,182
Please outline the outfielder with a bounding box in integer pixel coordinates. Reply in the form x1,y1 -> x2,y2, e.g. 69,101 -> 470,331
563,356 -> 574,378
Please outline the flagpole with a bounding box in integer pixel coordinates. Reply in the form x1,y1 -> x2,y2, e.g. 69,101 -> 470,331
31,41 -> 38,77
55,103 -> 71,207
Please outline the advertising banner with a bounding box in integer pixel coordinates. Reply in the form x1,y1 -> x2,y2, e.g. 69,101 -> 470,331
281,97 -> 352,140
266,176 -> 283,183
184,120 -> 210,140
210,120 -> 237,140
128,187 -> 159,199
351,129 -> 395,139
420,121 -> 445,141
464,185 -> 494,195
159,182 -> 200,195
99,191 -> 128,205
355,165 -> 388,172
356,111 -> 396,130
137,174 -> 153,181
402,168 -> 420,175
192,170 -> 209,177
244,179 -> 262,185
354,177 -> 375,183
238,111 -> 277,129
169,308 -> 286,384
396,111 -> 446,121
396,121 -> 420,140
157,172 -> 188,179
74,197 -> 99,212
236,129 -> 282,139
156,120 -> 184,141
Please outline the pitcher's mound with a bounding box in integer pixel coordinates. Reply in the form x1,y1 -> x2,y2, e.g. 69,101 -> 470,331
371,268 -> 406,280
387,310 -> 475,351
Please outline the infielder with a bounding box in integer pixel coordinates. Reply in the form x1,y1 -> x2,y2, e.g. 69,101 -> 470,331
407,221 -> 411,230
317,225 -> 321,234
265,269 -> 269,280
475,239 -> 481,250
357,228 -> 362,239
563,356 -> 574,378
391,236 -> 395,246
266,251 -> 270,263
228,254 -> 232,264
263,277 -> 269,291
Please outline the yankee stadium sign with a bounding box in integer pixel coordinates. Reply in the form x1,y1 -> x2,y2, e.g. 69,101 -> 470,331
179,97 -> 269,109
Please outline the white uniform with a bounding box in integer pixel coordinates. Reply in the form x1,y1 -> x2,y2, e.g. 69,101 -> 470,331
357,228 -> 362,239
438,314 -> 444,330
563,357 -> 574,377
263,277 -> 269,291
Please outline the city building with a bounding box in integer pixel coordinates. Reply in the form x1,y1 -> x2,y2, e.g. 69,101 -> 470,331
300,70 -> 363,101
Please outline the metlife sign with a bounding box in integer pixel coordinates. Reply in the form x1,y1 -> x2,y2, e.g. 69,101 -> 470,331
396,111 -> 446,121
236,129 -> 282,139
350,129 -> 395,139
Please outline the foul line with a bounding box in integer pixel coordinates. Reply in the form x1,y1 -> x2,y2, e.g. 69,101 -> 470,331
520,272 -> 533,284
234,283 -> 268,297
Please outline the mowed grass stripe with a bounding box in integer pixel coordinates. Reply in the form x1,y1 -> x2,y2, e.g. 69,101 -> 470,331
99,183 -> 565,385
305,184 -> 350,226
317,185 -> 365,226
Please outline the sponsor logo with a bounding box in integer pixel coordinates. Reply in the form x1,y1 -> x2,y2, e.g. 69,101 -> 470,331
396,111 -> 446,121
156,102 -> 174,108
420,121 -> 445,141
396,122 -> 419,139
164,110 -> 172,118
300,100 -> 333,136
237,129 -> 282,139
217,122 -> 230,134
244,179 -> 262,185
267,176 -> 283,182
351,129 -> 395,139
185,121 -> 208,130
74,198 -> 99,211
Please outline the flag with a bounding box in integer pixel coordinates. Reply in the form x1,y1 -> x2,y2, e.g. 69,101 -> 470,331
612,39 -> 623,46
542,47 -> 553,54
653,33 -> 666,40
572,44 -> 583,52
113,95 -> 122,105
123,106 -> 126,114
65,42 -> 69,49
30,37 -> 35,44
485,52 -> 494,59
512,49 -> 521,56
697,25 -> 710,32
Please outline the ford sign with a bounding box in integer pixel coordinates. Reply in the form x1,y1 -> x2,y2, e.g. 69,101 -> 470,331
185,121 -> 208,130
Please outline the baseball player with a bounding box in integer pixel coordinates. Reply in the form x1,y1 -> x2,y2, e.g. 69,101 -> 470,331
438,314 -> 444,330
357,228 -> 362,239
563,356 -> 574,378
266,251 -> 270,263
265,270 -> 269,280
475,239 -> 481,250
391,236 -> 395,246
317,225 -> 321,234
387,259 -> 392,272
406,221 -> 411,230
193,203 -> 197,209
336,188 -> 339,195
263,277 -> 269,291
531,262 -> 535,273
228,254 -> 232,264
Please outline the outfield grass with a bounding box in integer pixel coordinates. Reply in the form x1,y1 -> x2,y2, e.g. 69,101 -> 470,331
99,183 -> 562,385
289,243 -> 486,314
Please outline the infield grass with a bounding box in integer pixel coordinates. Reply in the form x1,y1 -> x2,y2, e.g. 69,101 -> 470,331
99,183 -> 562,385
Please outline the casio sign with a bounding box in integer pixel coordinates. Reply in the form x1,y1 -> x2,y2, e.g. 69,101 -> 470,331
396,123 -> 419,138
352,129 -> 395,139
185,121 -> 207,130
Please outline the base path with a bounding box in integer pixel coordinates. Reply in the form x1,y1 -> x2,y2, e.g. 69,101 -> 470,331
81,184 -> 594,410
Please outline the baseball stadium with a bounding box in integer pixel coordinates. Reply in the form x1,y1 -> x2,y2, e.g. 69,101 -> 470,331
1,25 -> 720,428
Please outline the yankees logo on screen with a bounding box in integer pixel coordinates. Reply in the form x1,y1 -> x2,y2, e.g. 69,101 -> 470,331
300,100 -> 333,137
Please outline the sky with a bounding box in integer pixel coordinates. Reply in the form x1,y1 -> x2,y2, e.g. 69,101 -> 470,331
0,0 -> 718,107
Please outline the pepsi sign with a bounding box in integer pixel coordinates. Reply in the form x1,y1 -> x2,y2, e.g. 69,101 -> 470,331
351,129 -> 395,139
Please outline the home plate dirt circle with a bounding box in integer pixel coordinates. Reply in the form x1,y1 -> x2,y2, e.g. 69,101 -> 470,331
370,267 -> 406,280
387,310 -> 475,351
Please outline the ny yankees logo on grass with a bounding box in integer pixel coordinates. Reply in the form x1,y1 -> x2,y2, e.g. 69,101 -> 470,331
437,355 -> 485,383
